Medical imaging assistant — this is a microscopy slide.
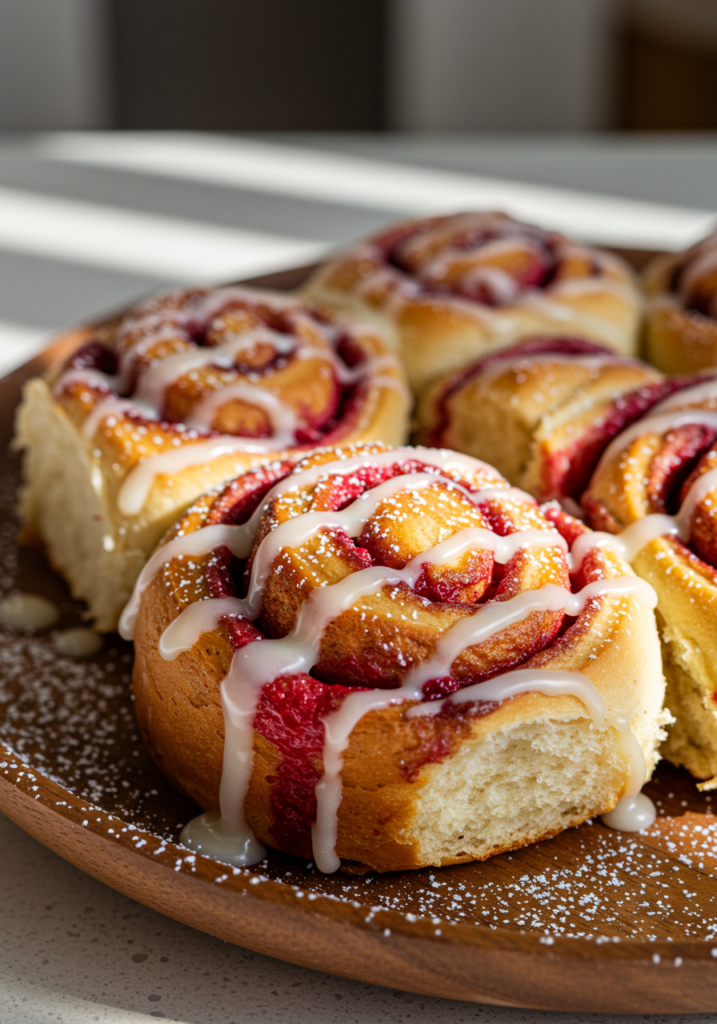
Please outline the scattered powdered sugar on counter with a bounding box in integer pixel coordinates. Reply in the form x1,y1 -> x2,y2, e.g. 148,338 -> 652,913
0,467 -> 196,839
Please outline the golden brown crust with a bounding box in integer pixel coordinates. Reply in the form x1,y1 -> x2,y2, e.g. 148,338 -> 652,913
302,213 -> 642,396
415,339 -> 663,503
644,240 -> 717,374
132,443 -> 666,872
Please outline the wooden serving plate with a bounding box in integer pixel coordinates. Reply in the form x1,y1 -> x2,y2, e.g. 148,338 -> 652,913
3,258 -> 717,1014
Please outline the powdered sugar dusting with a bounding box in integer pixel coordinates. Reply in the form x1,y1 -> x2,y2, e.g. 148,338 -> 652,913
3,439 -> 717,949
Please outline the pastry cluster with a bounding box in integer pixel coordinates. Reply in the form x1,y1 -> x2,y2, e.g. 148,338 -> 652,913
15,210 -> 717,871
303,211 -> 642,395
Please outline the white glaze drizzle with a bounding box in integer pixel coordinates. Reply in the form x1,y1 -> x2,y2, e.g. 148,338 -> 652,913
159,597 -> 248,661
148,447 -> 659,870
51,627 -> 103,659
117,438 -> 277,516
120,446 -> 531,636
0,592 -> 60,632
601,792 -> 656,832
53,368 -> 159,435
81,396 -> 151,439
132,328 -> 297,411
184,381 -> 299,439
53,367 -> 120,397
119,524 -> 253,638
571,463 -> 717,571
568,514 -> 680,572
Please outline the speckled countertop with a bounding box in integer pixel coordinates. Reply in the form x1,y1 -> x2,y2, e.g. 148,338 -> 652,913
3,811 -> 716,1024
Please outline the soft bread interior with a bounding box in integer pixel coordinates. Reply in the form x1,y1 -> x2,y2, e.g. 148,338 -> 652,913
437,382 -> 536,487
14,378 -> 148,631
658,613 -> 717,788
407,717 -> 631,865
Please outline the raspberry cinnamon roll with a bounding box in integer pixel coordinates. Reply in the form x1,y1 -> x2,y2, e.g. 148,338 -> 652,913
124,443 -> 667,872
415,337 -> 679,506
303,212 -> 642,395
15,287 -> 409,631
644,231 -> 717,374
582,375 -> 717,785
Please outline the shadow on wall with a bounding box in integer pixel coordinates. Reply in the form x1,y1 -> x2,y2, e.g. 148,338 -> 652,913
0,0 -> 716,132
109,0 -> 386,130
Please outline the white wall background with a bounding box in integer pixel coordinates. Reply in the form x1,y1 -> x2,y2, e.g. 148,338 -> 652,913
0,0 -> 110,130
389,0 -> 621,130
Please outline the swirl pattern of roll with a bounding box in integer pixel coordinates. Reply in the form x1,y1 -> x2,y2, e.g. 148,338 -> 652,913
302,212 -> 642,396
644,230 -> 717,374
126,442 -> 667,872
582,375 -> 717,786
415,337 -> 680,506
15,287 -> 410,631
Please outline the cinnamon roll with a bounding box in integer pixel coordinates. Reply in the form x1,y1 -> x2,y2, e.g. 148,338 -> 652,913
416,337 -> 669,505
15,287 -> 409,631
644,231 -> 717,374
125,443 -> 667,872
303,212 -> 642,396
582,374 -> 717,785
